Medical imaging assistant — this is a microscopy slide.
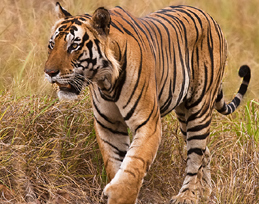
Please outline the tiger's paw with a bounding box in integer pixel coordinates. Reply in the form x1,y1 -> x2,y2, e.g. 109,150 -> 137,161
169,190 -> 198,204
102,181 -> 139,204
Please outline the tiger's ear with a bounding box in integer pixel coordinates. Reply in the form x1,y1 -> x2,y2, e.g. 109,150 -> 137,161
91,7 -> 111,36
55,2 -> 72,19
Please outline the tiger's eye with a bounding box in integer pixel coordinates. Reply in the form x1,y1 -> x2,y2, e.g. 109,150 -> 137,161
72,43 -> 78,49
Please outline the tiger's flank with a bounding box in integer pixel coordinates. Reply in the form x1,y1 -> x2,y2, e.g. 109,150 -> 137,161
44,2 -> 251,204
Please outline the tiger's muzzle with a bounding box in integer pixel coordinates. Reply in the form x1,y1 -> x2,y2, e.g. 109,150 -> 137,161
44,68 -> 86,100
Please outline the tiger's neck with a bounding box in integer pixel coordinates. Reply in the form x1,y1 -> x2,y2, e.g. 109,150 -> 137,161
93,33 -> 127,101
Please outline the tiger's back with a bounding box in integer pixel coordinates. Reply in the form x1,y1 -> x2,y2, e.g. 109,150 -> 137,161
108,6 -> 227,116
45,3 -> 250,204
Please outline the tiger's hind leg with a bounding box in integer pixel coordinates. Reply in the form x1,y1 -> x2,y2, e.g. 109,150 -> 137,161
200,147 -> 212,201
171,102 -> 213,204
175,103 -> 187,141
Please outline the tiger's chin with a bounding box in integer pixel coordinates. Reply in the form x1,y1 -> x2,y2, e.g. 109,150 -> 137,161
57,90 -> 78,101
56,83 -> 80,101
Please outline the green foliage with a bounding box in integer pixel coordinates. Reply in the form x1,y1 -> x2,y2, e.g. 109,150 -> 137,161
243,100 -> 259,142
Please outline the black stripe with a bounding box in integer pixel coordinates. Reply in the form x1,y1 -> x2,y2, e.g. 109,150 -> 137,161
58,25 -> 67,32
94,39 -> 103,58
141,19 -> 159,58
216,89 -> 223,102
123,52 -> 143,109
123,12 -> 150,43
217,104 -> 227,113
101,138 -> 127,158
185,62 -> 208,109
178,118 -> 186,123
92,88 -> 100,103
229,103 -> 235,112
187,132 -> 210,141
187,119 -> 211,132
110,21 -> 124,33
135,98 -> 156,132
148,16 -> 171,88
113,41 -> 122,61
151,14 -> 172,60
187,172 -> 197,176
160,80 -> 173,115
238,84 -> 248,96
162,12 -> 190,74
172,45 -> 177,93
124,81 -> 146,121
95,116 -> 128,135
158,67 -> 169,100
181,188 -> 189,193
211,17 -> 223,71
158,14 -> 187,105
186,8 -> 203,31
79,17 -> 87,21
144,18 -> 165,82
69,25 -> 78,35
86,41 -> 93,58
175,8 -> 200,43
113,157 -> 123,162
113,10 -> 146,48
83,14 -> 91,19
232,97 -> 241,107
92,100 -> 115,124
180,128 -> 187,136
187,148 -> 205,156
141,19 -> 163,86
187,102 -> 209,122
138,20 -> 156,58
207,23 -> 214,91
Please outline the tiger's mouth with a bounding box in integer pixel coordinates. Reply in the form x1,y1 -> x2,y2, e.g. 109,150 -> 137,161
54,74 -> 86,100
56,82 -> 81,95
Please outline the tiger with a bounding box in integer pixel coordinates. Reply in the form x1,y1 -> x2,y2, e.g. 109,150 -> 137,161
44,2 -> 251,204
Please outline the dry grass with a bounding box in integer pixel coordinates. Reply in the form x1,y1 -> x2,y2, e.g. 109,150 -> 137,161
1,93 -> 258,203
0,0 -> 258,203
0,90 -> 105,203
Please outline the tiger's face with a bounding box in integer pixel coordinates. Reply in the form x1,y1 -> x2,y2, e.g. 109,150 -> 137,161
45,3 -> 119,100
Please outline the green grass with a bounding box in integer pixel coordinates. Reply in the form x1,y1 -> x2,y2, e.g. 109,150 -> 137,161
0,0 -> 258,203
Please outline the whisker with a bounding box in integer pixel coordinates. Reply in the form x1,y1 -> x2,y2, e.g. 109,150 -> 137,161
54,71 -> 91,95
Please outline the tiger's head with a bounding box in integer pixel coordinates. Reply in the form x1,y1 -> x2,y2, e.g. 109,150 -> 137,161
45,2 -> 120,100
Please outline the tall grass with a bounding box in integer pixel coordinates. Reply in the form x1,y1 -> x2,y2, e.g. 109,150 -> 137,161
0,0 -> 258,203
0,0 -> 258,98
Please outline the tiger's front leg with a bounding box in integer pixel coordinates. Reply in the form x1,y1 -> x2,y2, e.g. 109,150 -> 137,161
103,107 -> 162,204
92,91 -> 130,181
94,118 -> 130,181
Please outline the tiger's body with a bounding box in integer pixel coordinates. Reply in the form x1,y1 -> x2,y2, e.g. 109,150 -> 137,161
45,3 -> 250,203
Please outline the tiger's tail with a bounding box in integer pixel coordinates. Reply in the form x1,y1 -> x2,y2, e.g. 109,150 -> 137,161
215,65 -> 251,115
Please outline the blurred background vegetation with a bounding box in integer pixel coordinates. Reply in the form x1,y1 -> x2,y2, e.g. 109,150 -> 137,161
0,0 -> 258,99
0,0 -> 258,203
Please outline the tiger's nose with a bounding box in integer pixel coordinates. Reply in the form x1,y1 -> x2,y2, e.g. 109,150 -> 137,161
44,69 -> 60,77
